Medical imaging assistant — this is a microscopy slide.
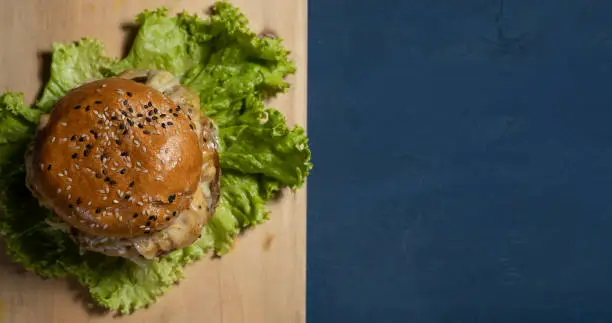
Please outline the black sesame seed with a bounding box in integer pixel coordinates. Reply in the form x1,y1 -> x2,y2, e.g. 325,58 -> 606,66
148,215 -> 156,221
95,100 -> 102,104
95,208 -> 101,213
147,101 -> 152,107
143,130 -> 151,135
172,211 -> 177,216
123,100 -> 128,105
125,194 -> 130,200
100,154 -> 107,161
161,123 -> 166,128
128,107 -> 134,113
119,123 -> 125,130
169,109 -> 173,113
146,221 -> 152,227
168,194 -> 176,203
165,217 -> 170,221
190,124 -> 194,130
121,111 -> 127,116
71,153 -> 78,159
76,198 -> 81,205
83,150 -> 90,157
122,129 -> 128,135
74,105 -> 81,110
127,119 -> 135,126
85,106 -> 90,111
127,92 -> 133,97
137,113 -> 143,117
78,137 -> 85,142
102,169 -> 107,175
160,114 -> 167,118
148,110 -> 154,116
86,144 -> 93,149
111,116 -> 118,121
176,106 -> 181,112
138,123 -> 144,129
152,116 -> 158,121
129,181 -> 135,187
120,151 -> 128,157
133,213 -> 138,218
167,121 -> 174,126
153,108 -> 159,114
173,113 -> 179,117
68,204 -> 74,209
145,117 -> 152,122
119,169 -> 126,174
70,135 -> 76,141
104,177 -> 110,182
95,173 -> 102,179
110,180 -> 117,185
115,139 -> 121,145
47,164 -> 52,171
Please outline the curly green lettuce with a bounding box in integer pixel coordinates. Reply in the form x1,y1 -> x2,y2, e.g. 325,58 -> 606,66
0,1 -> 311,314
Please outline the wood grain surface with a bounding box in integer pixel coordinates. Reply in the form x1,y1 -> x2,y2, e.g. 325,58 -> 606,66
0,0 -> 307,322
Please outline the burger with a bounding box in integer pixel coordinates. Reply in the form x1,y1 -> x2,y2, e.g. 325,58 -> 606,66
24,69 -> 221,262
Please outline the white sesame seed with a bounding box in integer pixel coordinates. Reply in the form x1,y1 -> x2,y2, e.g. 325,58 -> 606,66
143,147 -> 147,153
61,138 -> 68,142
74,164 -> 79,170
137,201 -> 144,206
88,201 -> 92,206
67,194 -> 71,199
103,224 -> 108,229
50,137 -> 56,143
64,170 -> 68,175
40,164 -> 44,170
61,122 -> 67,127
105,187 -> 110,193
102,196 -> 108,200
57,188 -> 62,194
113,200 -> 119,204
58,173 -> 64,177
136,161 -> 142,167
67,177 -> 72,182
66,186 -> 71,190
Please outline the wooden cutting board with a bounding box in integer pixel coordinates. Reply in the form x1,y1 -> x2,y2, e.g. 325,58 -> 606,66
0,1 -> 307,322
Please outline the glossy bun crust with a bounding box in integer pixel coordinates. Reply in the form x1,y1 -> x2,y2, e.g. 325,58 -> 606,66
26,78 -> 204,238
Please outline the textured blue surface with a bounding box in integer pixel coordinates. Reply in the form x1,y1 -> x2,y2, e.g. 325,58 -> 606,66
307,1 -> 612,322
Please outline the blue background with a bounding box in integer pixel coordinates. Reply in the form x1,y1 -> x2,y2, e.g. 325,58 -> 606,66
307,1 -> 612,322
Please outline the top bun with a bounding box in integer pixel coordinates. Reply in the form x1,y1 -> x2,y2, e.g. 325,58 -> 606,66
26,77 -> 205,238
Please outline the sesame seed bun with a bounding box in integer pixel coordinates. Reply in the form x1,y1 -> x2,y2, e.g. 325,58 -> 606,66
25,76 -> 219,240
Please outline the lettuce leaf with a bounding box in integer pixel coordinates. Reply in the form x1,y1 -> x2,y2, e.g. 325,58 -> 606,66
0,1 -> 311,314
36,39 -> 117,111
